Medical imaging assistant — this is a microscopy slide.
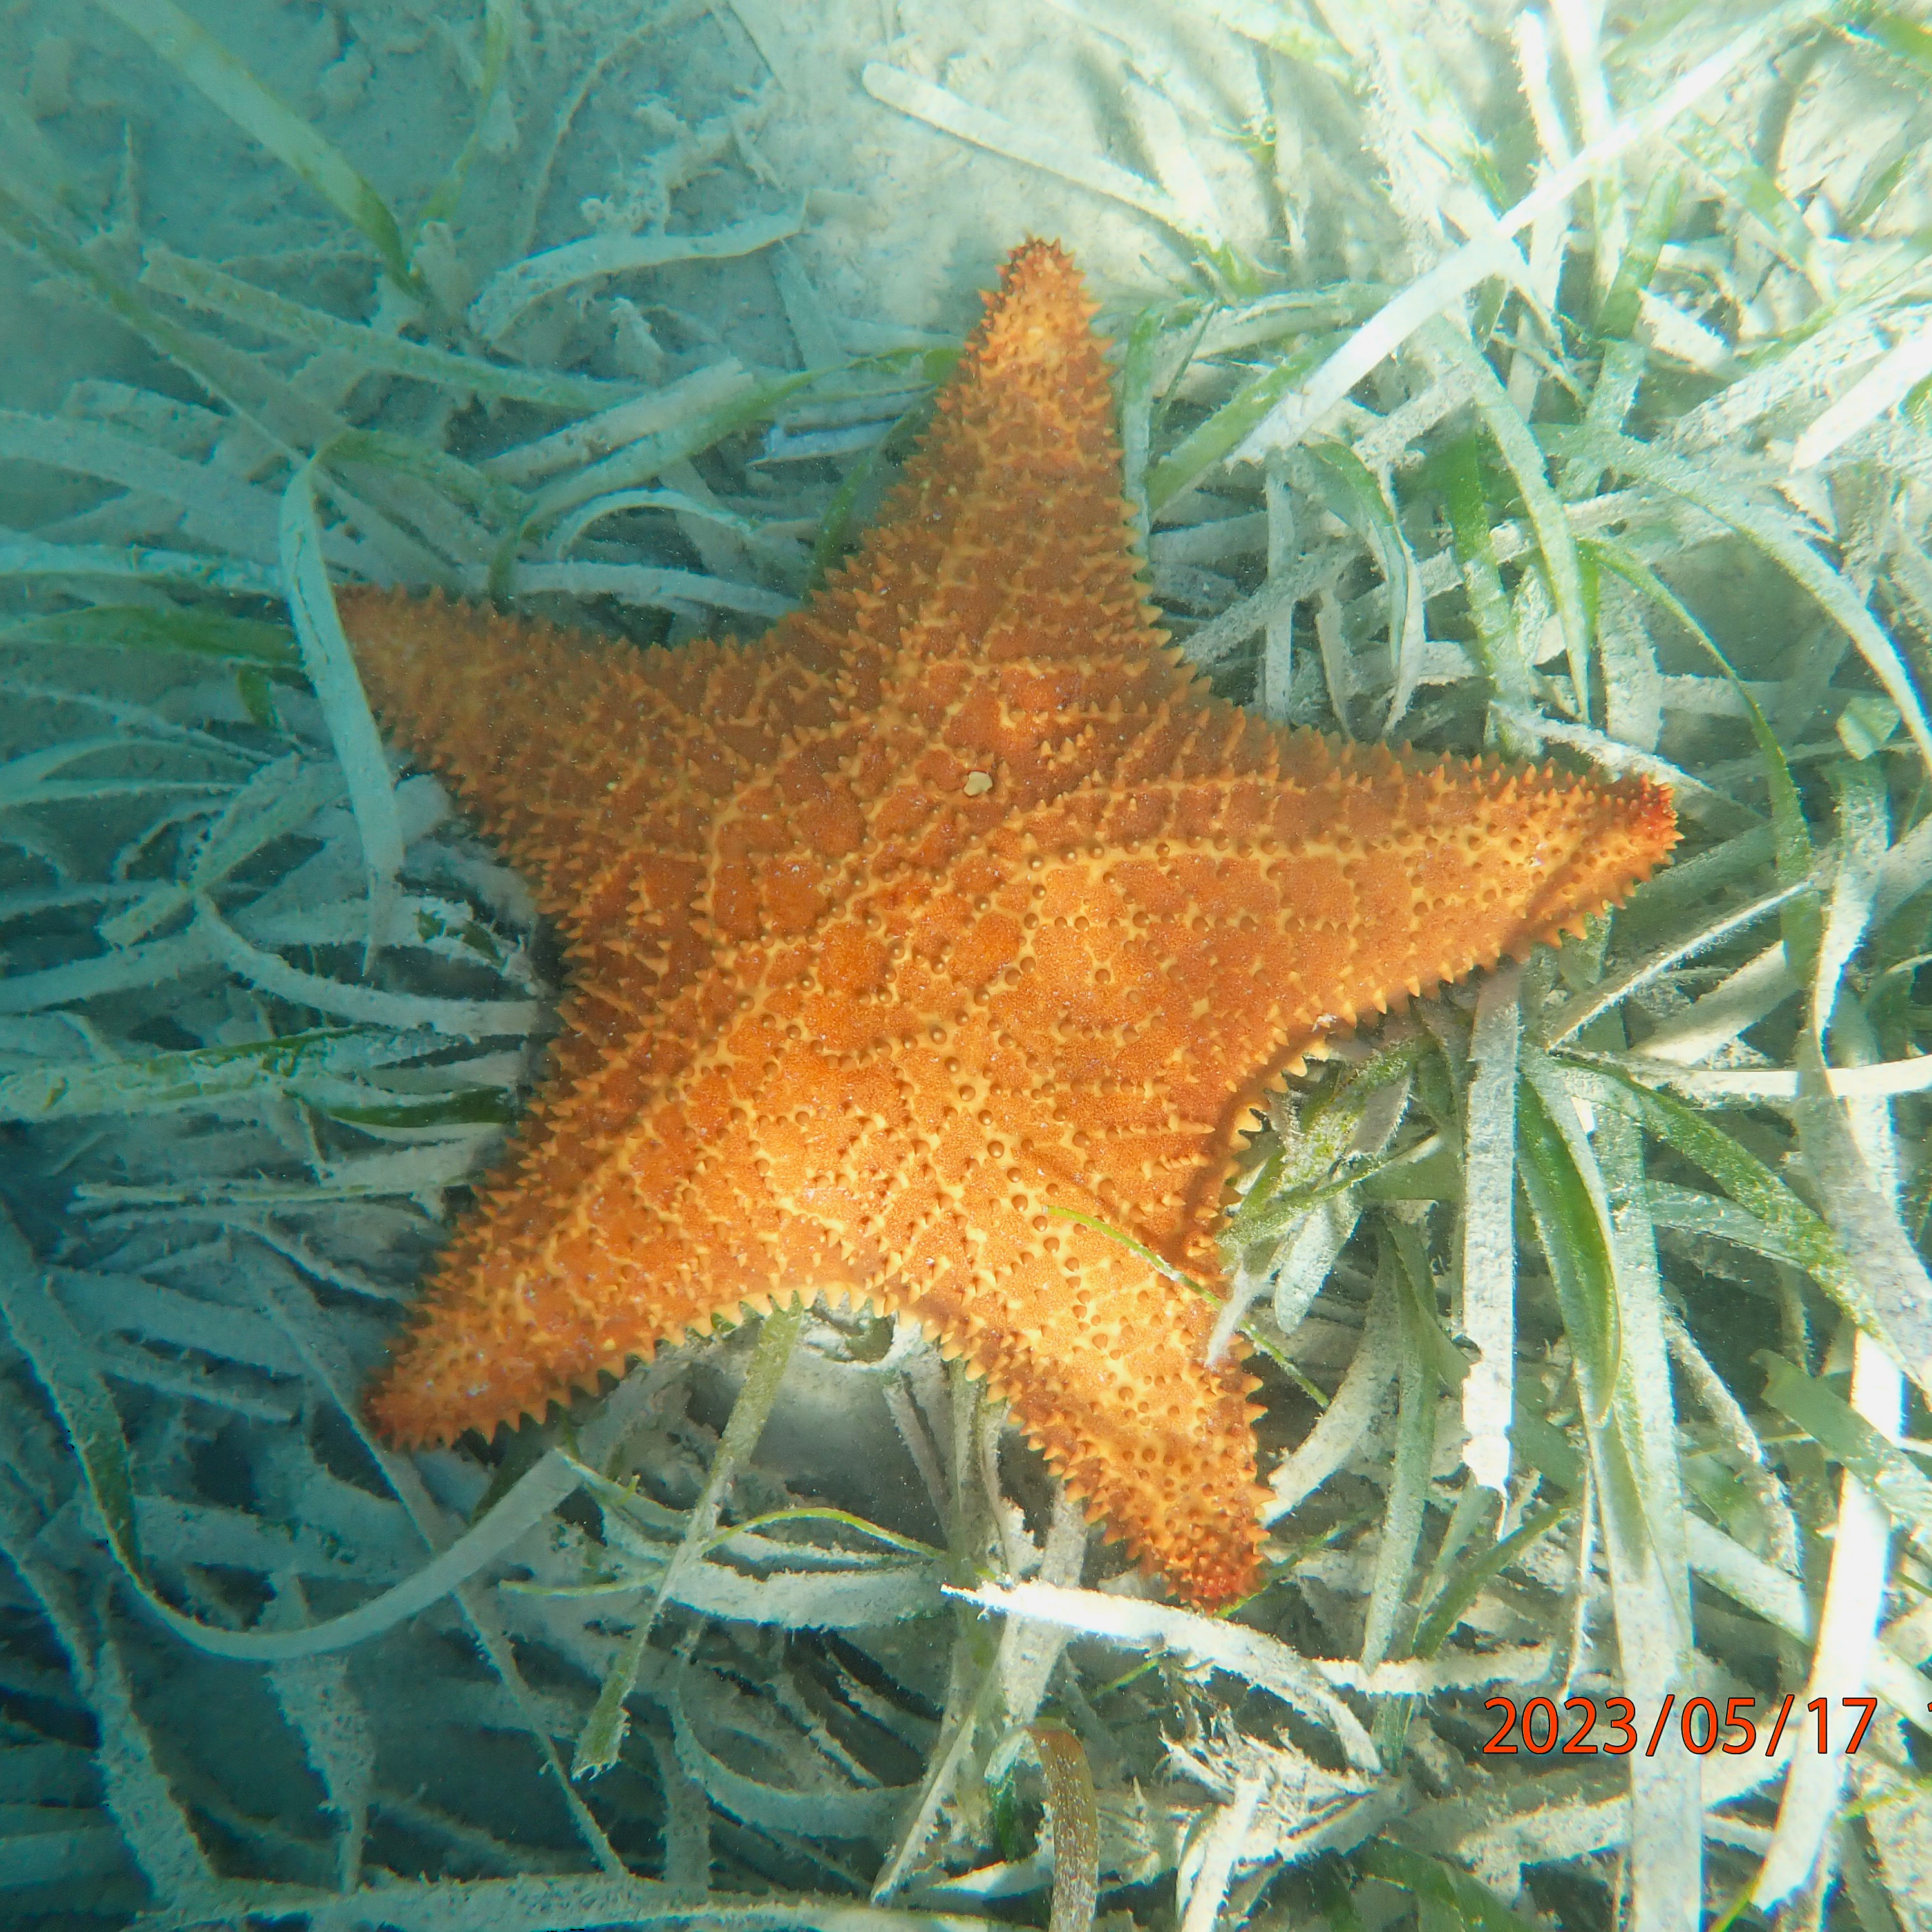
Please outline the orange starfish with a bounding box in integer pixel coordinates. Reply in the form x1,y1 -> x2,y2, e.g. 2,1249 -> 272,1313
337,241 -> 1676,1607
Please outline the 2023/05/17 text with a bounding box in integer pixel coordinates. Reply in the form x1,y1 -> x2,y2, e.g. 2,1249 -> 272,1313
1480,1694 -> 1882,1757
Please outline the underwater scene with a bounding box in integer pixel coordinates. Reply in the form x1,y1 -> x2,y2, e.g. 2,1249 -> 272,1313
2,1 -> 1931,1927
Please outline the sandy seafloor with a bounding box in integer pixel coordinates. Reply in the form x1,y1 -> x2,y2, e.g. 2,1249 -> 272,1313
0,0 -> 1282,421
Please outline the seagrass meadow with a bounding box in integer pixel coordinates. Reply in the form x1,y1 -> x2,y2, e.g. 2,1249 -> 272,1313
0,3 -> 1930,1930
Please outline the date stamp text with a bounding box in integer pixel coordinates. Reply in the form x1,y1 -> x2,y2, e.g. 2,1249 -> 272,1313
1479,1694 -> 1879,1757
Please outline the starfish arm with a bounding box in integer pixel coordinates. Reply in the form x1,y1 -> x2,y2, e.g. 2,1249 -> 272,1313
1085,721 -> 1679,1074
979,729 -> 1677,1252
334,585 -> 853,942
795,242 -> 1182,778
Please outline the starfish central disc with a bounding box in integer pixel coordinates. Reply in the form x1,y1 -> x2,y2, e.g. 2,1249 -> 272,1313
338,241 -> 1678,1608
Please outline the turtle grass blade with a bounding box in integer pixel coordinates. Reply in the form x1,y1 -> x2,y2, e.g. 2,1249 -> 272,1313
1144,341 -> 1329,513
1435,431 -> 1537,734
0,1257 -> 592,1663
142,246 -> 630,415
1596,165 -> 1685,345
279,460 -> 403,968
1571,1061 -> 1911,1385
571,1300 -> 803,1781
1845,3 -> 1932,81
1028,1725 -> 1099,1932
1583,535 -> 1811,886
1542,422 -> 1932,776
1461,965 -> 1522,1491
1358,1228 -> 1440,1688
0,1218 -> 144,1580
1421,318 -> 1595,727
1409,1502 -> 1573,1659
1358,1841 -> 1540,1932
1519,1066 -> 1700,1917
1298,438 -> 1425,730
1515,1070 -> 1683,1621
1758,1351 -> 1932,1553
410,0 -> 514,238
14,603 -> 299,671
1515,1070 -> 1621,1425
0,1026 -> 371,1122
89,0 -> 419,294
